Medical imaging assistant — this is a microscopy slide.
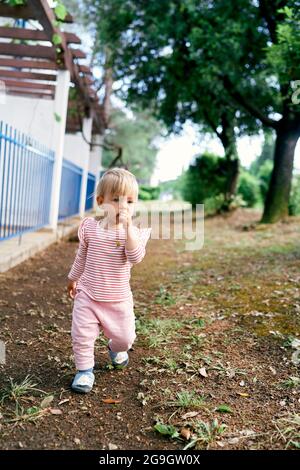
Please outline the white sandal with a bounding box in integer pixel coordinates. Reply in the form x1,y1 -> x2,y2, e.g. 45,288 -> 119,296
108,340 -> 129,367
71,371 -> 95,393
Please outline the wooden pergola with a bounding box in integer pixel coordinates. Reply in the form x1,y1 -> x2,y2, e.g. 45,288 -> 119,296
0,0 -> 104,134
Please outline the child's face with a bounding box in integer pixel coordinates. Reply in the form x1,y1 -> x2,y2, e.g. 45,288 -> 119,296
97,192 -> 136,224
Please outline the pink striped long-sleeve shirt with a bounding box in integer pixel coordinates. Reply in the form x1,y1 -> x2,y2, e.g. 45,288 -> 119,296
67,217 -> 152,302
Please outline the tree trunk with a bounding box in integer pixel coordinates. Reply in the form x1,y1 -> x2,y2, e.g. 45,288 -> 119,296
261,117 -> 300,223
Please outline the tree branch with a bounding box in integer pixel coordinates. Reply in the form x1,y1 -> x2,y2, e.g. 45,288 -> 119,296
202,107 -> 222,140
220,74 -> 279,130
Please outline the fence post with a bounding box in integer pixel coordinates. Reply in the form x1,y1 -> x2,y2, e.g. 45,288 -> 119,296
79,116 -> 93,218
91,133 -> 104,210
49,69 -> 70,231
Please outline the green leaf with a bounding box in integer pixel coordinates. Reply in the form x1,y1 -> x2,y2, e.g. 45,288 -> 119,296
9,0 -> 25,5
278,6 -> 294,19
154,423 -> 179,438
291,441 -> 300,449
26,406 -> 40,415
183,438 -> 198,450
54,3 -> 67,21
215,404 -> 233,413
52,33 -> 62,46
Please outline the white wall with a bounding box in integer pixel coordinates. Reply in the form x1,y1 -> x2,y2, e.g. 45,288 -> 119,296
89,134 -> 104,178
1,94 -> 55,149
0,94 -> 102,177
63,133 -> 89,168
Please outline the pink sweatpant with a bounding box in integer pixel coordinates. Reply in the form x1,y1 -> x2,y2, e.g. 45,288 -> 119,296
71,289 -> 136,370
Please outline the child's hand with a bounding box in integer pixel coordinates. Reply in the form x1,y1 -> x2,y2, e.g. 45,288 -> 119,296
119,207 -> 132,228
67,280 -> 77,299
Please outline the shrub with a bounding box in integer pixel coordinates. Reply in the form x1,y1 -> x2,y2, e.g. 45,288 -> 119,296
237,171 -> 261,207
180,153 -> 230,206
138,185 -> 161,200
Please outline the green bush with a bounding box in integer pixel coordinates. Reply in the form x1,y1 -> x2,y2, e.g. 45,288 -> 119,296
138,185 -> 161,200
237,171 -> 261,207
180,153 -> 230,206
204,193 -> 246,215
180,152 -> 248,215
202,194 -> 226,215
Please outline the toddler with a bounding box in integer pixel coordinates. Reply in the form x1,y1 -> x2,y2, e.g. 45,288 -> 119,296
67,168 -> 152,393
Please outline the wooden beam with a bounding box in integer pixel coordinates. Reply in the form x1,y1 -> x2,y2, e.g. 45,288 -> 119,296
66,127 -> 81,134
6,89 -> 54,99
0,27 -> 81,44
25,1 -> 95,111
3,78 -> 55,92
70,49 -> 87,59
0,69 -> 56,81
0,1 -> 101,124
0,58 -> 58,70
0,5 -> 73,23
0,43 -> 56,61
28,0 -> 73,71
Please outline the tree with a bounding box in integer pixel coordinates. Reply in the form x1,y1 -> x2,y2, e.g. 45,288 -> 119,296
72,0 -> 266,210
82,0 -> 300,222
196,1 -> 300,222
102,108 -> 161,183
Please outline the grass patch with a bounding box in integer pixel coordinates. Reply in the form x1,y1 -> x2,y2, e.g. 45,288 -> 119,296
167,391 -> 206,409
273,413 -> 300,449
136,317 -> 183,348
0,375 -> 53,425
154,286 -> 176,306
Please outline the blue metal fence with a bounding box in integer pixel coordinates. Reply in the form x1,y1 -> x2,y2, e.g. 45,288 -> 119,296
0,120 -> 97,241
85,172 -> 96,211
58,158 -> 82,219
0,121 -> 54,241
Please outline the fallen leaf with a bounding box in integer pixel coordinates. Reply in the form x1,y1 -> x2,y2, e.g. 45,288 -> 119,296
228,437 -> 239,444
180,427 -> 191,440
74,438 -> 81,445
108,443 -> 118,450
49,408 -> 63,415
199,367 -> 208,378
236,392 -> 249,397
181,411 -> 200,420
102,398 -> 123,404
58,399 -> 70,406
216,441 -> 225,447
291,350 -> 300,366
40,395 -> 54,409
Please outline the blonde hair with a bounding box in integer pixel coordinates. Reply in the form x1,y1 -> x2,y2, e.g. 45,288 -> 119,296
96,168 -> 139,201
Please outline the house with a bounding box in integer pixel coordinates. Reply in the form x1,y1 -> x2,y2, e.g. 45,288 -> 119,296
0,1 -> 106,245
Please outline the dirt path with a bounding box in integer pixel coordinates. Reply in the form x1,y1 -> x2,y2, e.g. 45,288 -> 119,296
0,208 -> 299,450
